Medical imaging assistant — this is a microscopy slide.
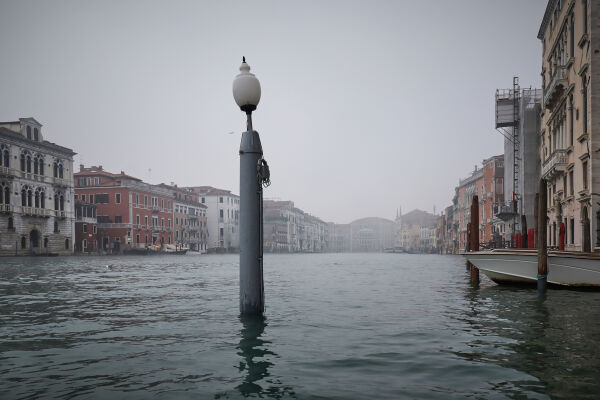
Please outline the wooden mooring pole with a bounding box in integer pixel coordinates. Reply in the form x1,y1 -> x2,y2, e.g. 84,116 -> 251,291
537,180 -> 548,291
470,195 -> 480,282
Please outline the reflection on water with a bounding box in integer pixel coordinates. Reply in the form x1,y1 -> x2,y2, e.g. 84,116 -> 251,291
234,315 -> 295,399
456,278 -> 600,399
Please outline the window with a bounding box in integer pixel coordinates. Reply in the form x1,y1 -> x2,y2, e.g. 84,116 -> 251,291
570,218 -> 575,244
582,77 -> 588,134
144,195 -> 148,207
136,194 -> 139,206
34,128 -> 39,141
583,160 -> 588,190
95,193 -> 109,203
89,194 -> 94,204
115,215 -> 122,223
583,0 -> 588,35
83,224 -> 88,233
145,216 -> 148,226
136,215 -> 140,225
116,193 -> 121,204
83,239 -> 87,249
563,174 -> 567,195
93,225 -> 97,234
220,209 -> 224,218
94,177 -> 99,185
26,126 -> 31,139
201,197 -> 205,203
0,144 -> 9,167
220,228 -> 224,238
82,194 -> 86,202
21,236 -> 26,249
219,197 -> 223,203
74,194 -> 78,200
65,238 -> 69,250
152,216 -> 158,226
569,170 -> 574,195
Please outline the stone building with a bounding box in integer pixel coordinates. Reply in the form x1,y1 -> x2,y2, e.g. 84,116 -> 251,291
538,0 -> 599,251
349,217 -> 396,252
75,165 -> 174,253
188,186 -> 239,252
0,118 -> 75,256
397,209 -> 439,253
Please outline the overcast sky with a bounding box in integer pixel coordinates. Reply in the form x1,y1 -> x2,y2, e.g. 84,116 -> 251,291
0,0 -> 546,223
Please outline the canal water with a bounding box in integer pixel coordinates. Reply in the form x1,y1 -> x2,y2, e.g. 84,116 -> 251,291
1,253 -> 600,399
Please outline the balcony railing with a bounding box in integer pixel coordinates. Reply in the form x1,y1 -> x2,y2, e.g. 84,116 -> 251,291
542,149 -> 568,179
21,206 -> 53,217
97,223 -> 133,229
0,203 -> 13,212
54,210 -> 67,218
543,66 -> 568,110
53,177 -> 69,186
0,165 -> 10,176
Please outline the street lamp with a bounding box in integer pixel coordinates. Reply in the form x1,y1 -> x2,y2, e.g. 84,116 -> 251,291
233,57 -> 268,315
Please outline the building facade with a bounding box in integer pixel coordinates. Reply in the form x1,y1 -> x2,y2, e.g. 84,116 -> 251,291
159,184 -> 208,252
0,118 -> 75,256
538,0 -> 599,251
74,201 -> 98,253
75,165 -> 174,253
189,186 -> 239,252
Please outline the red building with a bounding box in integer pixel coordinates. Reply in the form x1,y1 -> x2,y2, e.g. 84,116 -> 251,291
455,155 -> 504,250
74,201 -> 98,253
74,165 -> 173,253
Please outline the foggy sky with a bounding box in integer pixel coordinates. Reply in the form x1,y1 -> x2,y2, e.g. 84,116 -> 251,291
0,0 -> 546,223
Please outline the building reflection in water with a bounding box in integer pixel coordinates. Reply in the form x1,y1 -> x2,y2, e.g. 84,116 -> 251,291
454,282 -> 600,399
235,315 -> 295,398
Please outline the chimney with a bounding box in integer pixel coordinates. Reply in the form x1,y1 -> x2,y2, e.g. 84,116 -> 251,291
99,165 -> 103,170
79,164 -> 84,171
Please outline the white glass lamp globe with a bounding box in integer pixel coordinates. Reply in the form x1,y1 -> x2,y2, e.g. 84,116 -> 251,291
233,57 -> 261,113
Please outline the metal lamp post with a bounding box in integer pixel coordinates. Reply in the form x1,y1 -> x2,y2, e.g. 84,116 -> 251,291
233,57 -> 268,315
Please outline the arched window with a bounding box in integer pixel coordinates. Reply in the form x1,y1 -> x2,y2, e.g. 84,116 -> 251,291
65,238 -> 69,250
26,126 -> 31,140
8,216 -> 14,229
21,236 -> 26,249
20,153 -> 25,171
26,154 -> 31,173
40,190 -> 45,208
38,156 -> 44,176
34,128 -> 39,141
34,157 -> 39,175
3,184 -> 9,205
0,144 -> 9,167
53,160 -> 63,178
55,192 -> 64,211
34,190 -> 40,208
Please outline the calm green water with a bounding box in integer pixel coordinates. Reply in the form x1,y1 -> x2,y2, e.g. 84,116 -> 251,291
1,253 -> 600,399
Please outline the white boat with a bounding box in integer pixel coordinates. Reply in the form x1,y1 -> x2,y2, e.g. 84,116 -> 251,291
464,249 -> 600,287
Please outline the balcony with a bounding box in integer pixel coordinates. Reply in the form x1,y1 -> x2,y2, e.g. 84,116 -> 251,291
0,166 -> 10,176
22,206 -> 52,217
542,149 -> 568,179
97,223 -> 133,229
54,210 -> 67,218
543,66 -> 568,110
151,206 -> 160,213
0,203 -> 13,213
53,177 -> 69,187
493,201 -> 518,221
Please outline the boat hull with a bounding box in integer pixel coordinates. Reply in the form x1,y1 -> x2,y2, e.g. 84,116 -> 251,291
465,250 -> 600,287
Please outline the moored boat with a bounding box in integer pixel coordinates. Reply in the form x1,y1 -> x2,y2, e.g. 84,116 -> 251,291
465,249 -> 600,287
